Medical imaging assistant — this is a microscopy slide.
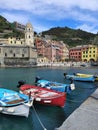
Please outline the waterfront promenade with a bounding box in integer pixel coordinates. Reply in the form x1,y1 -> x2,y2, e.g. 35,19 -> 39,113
56,88 -> 98,130
37,61 -> 90,67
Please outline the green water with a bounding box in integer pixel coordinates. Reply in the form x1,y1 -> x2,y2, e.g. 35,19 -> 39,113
0,67 -> 98,130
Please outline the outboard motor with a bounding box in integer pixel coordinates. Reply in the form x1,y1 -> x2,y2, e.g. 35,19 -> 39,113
35,76 -> 41,84
73,73 -> 76,76
63,73 -> 67,78
17,80 -> 26,88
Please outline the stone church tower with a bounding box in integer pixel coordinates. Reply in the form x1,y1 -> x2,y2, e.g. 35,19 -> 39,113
25,22 -> 34,46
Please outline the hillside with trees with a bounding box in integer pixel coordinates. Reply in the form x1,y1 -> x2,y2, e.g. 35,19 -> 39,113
42,27 -> 97,47
0,15 -> 24,38
0,15 -> 98,47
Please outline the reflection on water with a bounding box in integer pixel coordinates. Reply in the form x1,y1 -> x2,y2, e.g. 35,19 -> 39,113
0,67 -> 98,130
0,113 -> 33,130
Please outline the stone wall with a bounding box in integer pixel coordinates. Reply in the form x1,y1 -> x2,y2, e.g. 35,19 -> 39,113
0,45 -> 37,67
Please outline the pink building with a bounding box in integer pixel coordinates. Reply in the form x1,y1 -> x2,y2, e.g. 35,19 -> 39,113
35,39 -> 67,62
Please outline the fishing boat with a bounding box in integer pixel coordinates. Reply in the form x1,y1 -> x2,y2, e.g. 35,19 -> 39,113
91,62 -> 98,66
63,73 -> 95,82
35,77 -> 75,93
76,73 -> 98,81
19,84 -> 66,107
0,88 -> 33,117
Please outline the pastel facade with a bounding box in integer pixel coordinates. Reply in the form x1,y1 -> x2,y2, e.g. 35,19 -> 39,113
8,37 -> 25,45
35,38 -> 69,62
69,46 -> 82,61
69,45 -> 98,62
82,45 -> 98,62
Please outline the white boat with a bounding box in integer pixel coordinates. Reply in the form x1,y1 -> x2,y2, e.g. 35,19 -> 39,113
0,88 -> 33,117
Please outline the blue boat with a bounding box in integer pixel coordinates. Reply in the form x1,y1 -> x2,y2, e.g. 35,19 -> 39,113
0,88 -> 33,117
35,77 -> 75,93
64,73 -> 95,82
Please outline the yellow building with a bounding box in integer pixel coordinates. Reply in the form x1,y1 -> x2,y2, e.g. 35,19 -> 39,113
82,45 -> 98,62
8,37 -> 25,45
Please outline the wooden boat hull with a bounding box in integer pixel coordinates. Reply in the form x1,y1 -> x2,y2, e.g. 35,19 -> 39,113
20,84 -> 66,107
0,88 -> 32,117
0,104 -> 30,117
65,74 -> 95,82
36,79 -> 75,93
76,73 -> 98,81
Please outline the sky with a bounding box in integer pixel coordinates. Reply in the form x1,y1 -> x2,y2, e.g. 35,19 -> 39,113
0,0 -> 98,34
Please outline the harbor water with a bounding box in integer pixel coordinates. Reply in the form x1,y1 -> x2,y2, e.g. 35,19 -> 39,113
0,66 -> 98,130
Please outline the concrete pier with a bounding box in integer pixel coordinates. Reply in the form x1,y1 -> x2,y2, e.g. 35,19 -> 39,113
56,89 -> 98,130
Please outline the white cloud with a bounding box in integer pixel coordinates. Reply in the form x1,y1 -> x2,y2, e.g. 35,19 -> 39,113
1,12 -> 28,24
1,0 -> 98,14
76,24 -> 98,34
0,0 -> 98,33
68,9 -> 98,23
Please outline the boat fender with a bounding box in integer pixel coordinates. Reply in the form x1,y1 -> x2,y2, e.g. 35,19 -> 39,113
70,83 -> 75,90
0,107 -> 3,111
7,108 -> 14,113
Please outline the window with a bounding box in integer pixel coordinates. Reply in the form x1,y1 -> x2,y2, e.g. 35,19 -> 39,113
5,53 -> 7,57
22,54 -> 24,57
13,53 -> 15,57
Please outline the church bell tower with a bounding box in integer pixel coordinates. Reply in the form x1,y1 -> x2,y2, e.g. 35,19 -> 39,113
25,22 -> 34,46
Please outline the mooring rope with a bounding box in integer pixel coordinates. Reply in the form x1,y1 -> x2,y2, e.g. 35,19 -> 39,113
32,104 -> 47,130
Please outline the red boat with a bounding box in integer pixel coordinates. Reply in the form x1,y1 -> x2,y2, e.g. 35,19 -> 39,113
19,84 -> 66,107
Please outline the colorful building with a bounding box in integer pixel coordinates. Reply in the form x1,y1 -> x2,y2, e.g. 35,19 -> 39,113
8,37 -> 25,45
82,45 -> 98,62
35,38 -> 69,62
69,46 -> 82,61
